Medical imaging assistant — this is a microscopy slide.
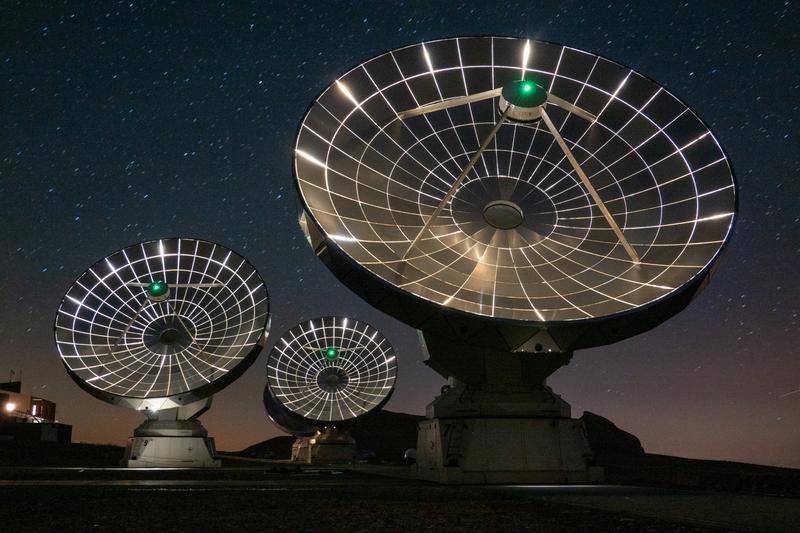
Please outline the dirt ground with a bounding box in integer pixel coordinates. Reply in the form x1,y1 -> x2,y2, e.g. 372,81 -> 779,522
0,469 -> 763,532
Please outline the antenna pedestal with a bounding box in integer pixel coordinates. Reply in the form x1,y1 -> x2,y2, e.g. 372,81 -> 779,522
292,428 -> 355,464
122,397 -> 221,468
415,334 -> 602,484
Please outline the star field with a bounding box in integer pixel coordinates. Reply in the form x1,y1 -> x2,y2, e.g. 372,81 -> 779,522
1,1 -> 798,467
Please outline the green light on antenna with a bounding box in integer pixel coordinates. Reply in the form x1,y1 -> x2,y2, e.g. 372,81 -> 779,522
147,280 -> 168,297
501,79 -> 547,109
325,347 -> 339,360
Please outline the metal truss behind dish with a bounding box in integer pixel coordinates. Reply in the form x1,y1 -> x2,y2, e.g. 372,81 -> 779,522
266,317 -> 397,423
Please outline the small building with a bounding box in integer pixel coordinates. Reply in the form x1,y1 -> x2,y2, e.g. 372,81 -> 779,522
0,380 -> 72,443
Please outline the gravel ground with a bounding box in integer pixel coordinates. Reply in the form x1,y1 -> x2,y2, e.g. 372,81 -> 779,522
0,470 -> 728,532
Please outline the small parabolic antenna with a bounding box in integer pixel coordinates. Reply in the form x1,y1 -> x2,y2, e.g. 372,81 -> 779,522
264,316 -> 397,463
293,37 -> 736,482
55,238 -> 270,467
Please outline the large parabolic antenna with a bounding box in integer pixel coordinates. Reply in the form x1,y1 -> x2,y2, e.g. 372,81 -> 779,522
293,37 -> 736,482
55,238 -> 270,467
294,36 -> 736,352
264,316 -> 397,463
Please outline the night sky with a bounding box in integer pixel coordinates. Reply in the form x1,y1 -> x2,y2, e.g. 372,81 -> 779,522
2,2 -> 798,468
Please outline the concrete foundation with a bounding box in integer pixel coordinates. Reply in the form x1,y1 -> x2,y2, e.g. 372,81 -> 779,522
124,434 -> 220,468
122,398 -> 221,468
416,417 -> 602,484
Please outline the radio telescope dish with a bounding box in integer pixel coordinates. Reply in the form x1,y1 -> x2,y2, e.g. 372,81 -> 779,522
294,36 -> 736,352
55,238 -> 270,409
266,316 -> 397,424
293,37 -> 737,482
55,238 -> 269,467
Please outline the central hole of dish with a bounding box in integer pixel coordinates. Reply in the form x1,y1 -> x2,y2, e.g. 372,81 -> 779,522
317,367 -> 349,393
159,328 -> 180,345
482,200 -> 524,229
